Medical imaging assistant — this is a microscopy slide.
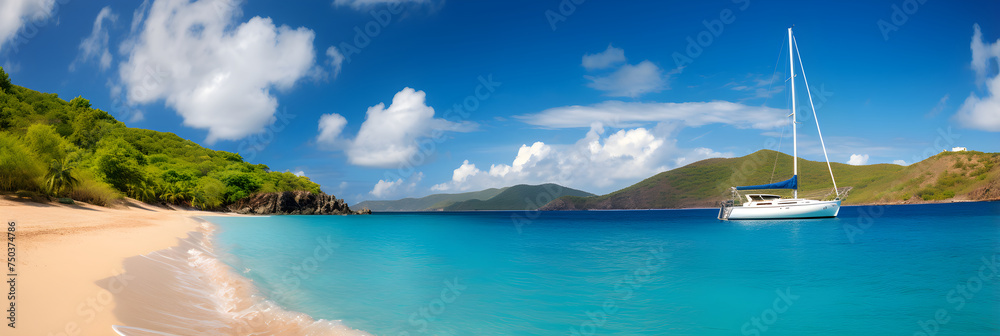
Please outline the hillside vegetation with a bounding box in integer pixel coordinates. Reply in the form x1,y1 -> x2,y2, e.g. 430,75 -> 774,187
443,184 -> 594,210
541,149 -> 999,210
0,67 -> 321,209
353,187 -> 507,211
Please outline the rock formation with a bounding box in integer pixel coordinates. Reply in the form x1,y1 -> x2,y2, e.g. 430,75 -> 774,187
228,191 -> 371,215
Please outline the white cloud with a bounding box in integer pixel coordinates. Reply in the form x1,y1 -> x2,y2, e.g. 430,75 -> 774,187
118,0 -> 321,143
2,61 -> 20,74
517,100 -> 787,130
847,154 -> 869,166
326,46 -> 345,78
71,6 -> 117,72
451,160 -> 479,183
955,24 -> 1000,132
725,73 -> 785,100
293,170 -> 305,177
431,123 -> 732,194
0,0 -> 57,53
586,60 -> 667,98
319,88 -> 476,168
582,44 -> 625,70
370,172 -> 422,198
333,0 -> 427,10
581,45 -> 670,98
893,160 -> 908,166
316,113 -> 348,146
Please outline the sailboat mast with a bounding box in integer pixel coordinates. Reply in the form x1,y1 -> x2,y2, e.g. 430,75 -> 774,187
788,27 -> 798,199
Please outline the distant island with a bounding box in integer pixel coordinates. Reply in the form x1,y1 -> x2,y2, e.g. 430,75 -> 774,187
541,149 -> 999,210
355,184 -> 594,211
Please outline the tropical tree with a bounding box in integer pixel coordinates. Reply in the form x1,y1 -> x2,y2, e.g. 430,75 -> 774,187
94,138 -> 147,192
0,66 -> 11,93
44,157 -> 79,196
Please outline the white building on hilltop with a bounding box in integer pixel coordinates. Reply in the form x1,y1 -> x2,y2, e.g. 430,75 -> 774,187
951,147 -> 967,152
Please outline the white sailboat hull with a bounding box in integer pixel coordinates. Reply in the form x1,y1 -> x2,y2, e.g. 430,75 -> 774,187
721,199 -> 840,220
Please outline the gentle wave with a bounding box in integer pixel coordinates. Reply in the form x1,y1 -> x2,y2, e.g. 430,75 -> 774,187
110,219 -> 371,336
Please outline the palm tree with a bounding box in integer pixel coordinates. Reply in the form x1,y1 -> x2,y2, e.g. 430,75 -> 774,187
45,157 -> 79,196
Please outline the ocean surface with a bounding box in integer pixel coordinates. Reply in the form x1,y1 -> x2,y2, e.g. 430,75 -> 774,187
200,202 -> 1000,335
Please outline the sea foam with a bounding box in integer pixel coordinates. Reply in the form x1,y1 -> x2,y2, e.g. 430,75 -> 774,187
110,219 -> 370,336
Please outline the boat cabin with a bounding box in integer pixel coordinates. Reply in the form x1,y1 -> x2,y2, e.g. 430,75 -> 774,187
745,194 -> 781,203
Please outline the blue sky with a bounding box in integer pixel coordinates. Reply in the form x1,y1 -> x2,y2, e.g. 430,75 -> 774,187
1,0 -> 998,203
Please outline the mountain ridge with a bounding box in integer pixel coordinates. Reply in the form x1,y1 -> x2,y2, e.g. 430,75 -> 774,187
540,149 -> 999,210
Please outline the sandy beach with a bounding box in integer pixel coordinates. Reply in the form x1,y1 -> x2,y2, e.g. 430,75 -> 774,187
2,197 -> 205,336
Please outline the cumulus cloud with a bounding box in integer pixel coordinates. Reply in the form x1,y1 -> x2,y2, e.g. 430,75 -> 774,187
316,113 -> 348,147
847,154 -> 869,166
582,44 -> 626,70
370,172 -> 423,198
582,45 -> 669,98
955,24 -> 1000,132
118,0 -> 321,143
893,160 -> 908,166
431,123 -> 731,194
318,88 -> 476,168
333,0 -> 427,10
71,6 -> 117,72
326,46 -> 345,79
586,61 -> 667,98
0,0 -> 57,53
517,100 -> 787,130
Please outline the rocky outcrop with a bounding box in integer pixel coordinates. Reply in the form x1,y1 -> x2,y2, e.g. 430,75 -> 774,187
228,191 -> 371,215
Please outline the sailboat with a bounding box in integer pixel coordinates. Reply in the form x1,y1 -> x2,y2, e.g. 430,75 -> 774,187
718,28 -> 842,220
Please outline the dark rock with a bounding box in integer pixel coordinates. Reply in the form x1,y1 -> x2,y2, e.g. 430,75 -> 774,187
228,191 -> 371,215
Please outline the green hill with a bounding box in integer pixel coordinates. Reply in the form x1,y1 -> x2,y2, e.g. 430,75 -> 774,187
353,187 -> 507,211
0,66 -> 323,209
540,149 -> 1000,210
444,184 -> 595,210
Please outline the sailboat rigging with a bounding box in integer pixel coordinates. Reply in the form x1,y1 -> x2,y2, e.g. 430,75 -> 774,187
718,27 -> 842,220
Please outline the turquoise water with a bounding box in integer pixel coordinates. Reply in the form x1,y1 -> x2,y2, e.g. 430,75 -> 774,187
204,202 -> 1000,335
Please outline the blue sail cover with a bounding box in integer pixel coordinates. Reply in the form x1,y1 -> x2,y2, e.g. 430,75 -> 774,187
735,175 -> 798,190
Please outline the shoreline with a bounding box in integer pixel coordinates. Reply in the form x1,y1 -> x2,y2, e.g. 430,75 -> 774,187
5,197 -> 204,335
2,196 -> 368,335
107,218 -> 369,335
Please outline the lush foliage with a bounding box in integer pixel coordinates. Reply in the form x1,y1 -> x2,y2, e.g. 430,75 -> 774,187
0,70 -> 322,209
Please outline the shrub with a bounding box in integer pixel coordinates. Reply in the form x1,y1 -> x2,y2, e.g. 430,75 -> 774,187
23,124 -> 66,163
70,170 -> 122,206
0,132 -> 44,192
